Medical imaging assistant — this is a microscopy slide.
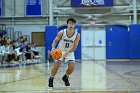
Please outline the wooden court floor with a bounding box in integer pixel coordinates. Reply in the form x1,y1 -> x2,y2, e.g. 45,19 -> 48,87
0,61 -> 140,93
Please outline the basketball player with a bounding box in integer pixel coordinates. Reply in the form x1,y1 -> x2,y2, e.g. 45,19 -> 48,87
48,18 -> 80,87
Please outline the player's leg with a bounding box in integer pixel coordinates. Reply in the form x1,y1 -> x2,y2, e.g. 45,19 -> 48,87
66,61 -> 75,75
51,61 -> 61,76
48,50 -> 64,88
62,52 -> 75,86
48,61 -> 61,87
62,61 -> 75,86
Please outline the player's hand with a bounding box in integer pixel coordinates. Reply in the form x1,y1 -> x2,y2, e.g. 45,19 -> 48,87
50,48 -> 55,53
51,48 -> 55,51
63,52 -> 69,57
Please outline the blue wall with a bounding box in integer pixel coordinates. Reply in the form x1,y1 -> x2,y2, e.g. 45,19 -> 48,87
106,24 -> 140,59
129,24 -> 140,59
45,26 -> 57,59
106,25 -> 129,59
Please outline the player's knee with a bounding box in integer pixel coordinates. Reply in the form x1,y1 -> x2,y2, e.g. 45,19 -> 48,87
52,66 -> 59,72
54,66 -> 60,71
68,68 -> 74,73
55,61 -> 61,65
54,62 -> 61,70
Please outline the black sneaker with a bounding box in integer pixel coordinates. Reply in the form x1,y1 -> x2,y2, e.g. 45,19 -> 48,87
62,74 -> 70,86
48,77 -> 54,87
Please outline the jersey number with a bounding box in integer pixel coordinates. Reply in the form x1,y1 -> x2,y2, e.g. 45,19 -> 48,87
65,43 -> 69,48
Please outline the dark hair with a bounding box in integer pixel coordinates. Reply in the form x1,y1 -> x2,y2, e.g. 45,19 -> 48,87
67,18 -> 76,24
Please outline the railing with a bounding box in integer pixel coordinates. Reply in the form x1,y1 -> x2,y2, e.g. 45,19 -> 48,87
23,35 -> 30,42
6,27 -> 14,40
0,24 -> 7,37
14,31 -> 22,40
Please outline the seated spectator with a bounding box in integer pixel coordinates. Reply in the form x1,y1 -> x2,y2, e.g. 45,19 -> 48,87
14,47 -> 23,63
6,51 -> 17,64
20,40 -> 28,61
25,43 -> 35,60
0,44 -> 4,64
15,38 -> 22,48
5,43 -> 14,64
31,43 -> 40,58
3,43 -> 11,64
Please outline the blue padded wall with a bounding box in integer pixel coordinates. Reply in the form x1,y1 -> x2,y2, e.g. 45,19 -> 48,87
45,26 -> 57,59
74,25 -> 81,59
106,25 -> 129,59
58,25 -> 67,31
129,24 -> 140,58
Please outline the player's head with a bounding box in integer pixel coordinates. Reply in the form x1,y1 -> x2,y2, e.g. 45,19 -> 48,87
67,18 -> 76,24
67,18 -> 76,29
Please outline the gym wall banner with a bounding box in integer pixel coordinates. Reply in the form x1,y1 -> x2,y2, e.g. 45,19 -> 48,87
0,0 -> 2,16
25,0 -> 42,16
71,0 -> 113,7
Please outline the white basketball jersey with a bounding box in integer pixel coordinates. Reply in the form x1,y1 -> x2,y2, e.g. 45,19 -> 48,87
58,29 -> 78,52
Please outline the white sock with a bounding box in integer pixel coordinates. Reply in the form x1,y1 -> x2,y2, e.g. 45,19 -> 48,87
65,74 -> 69,77
50,76 -> 54,78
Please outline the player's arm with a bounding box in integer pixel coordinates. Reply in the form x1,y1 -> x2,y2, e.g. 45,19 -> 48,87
52,31 -> 63,49
66,33 -> 80,54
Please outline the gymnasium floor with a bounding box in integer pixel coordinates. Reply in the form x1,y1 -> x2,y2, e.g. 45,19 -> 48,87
0,60 -> 140,93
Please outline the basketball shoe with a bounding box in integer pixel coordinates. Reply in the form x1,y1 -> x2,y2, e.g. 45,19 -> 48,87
62,74 -> 70,86
48,77 -> 54,87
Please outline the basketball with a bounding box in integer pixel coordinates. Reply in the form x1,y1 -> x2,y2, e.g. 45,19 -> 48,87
51,48 -> 62,60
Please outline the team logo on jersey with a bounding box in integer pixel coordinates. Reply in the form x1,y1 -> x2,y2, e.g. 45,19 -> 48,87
81,0 -> 105,6
63,39 -> 73,43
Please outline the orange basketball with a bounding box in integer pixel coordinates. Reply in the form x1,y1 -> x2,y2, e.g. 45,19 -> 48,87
51,48 -> 62,60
